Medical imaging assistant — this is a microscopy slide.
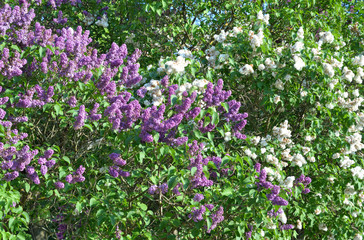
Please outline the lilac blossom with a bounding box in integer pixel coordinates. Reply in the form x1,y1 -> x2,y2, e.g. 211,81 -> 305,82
189,205 -> 206,222
193,193 -> 204,202
207,206 -> 224,233
74,105 -> 87,130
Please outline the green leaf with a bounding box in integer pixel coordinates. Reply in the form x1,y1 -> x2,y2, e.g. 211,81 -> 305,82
76,202 -> 82,213
24,182 -> 30,193
168,176 -> 178,189
191,167 -> 197,176
39,47 -> 46,58
206,217 -> 212,231
138,203 -> 148,211
161,0 -> 168,8
171,95 -> 178,105
62,156 -> 70,164
139,151 -> 145,163
21,212 -> 30,223
96,209 -> 105,218
212,111 -> 219,125
46,190 -> 53,197
54,104 -> 62,115
90,198 -> 97,207
153,132 -> 160,143
221,102 -> 229,112
11,45 -> 21,53
203,117 -> 211,127
84,124 -> 93,131
222,188 -> 233,197
17,233 -> 26,240
0,42 -> 6,51
8,217 -> 15,231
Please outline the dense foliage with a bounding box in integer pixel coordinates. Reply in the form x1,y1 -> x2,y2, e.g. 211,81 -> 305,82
0,0 -> 363,239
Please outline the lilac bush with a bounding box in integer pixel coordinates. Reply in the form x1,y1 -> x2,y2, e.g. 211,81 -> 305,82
0,0 -> 363,239
0,2 -> 250,239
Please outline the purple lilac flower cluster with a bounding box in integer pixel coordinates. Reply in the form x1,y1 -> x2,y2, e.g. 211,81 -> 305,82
219,100 -> 248,139
280,224 -> 294,230
108,153 -> 129,178
104,91 -> 141,132
148,182 -> 182,196
0,47 -> 27,78
295,174 -> 312,194
16,84 -> 54,108
206,155 -> 235,180
0,7 -> 247,237
74,105 -> 86,130
47,0 -> 81,9
255,163 -> 312,232
2,2 -> 144,111
172,183 -> 182,196
206,206 -> 224,233
115,225 -> 122,240
65,165 -> 86,184
52,214 -> 67,239
38,149 -> 56,176
187,204 -> 218,224
193,193 -> 204,202
88,103 -> 102,121
203,79 -> 231,107
187,141 -> 234,190
255,163 -> 288,206
53,10 -> 67,25
3,128 -> 28,145
245,225 -> 253,239
188,147 -> 213,189
148,183 -> 169,195
267,207 -> 283,218
189,205 -> 206,222
1,144 -> 38,182
136,78 -> 245,146
197,113 -> 216,133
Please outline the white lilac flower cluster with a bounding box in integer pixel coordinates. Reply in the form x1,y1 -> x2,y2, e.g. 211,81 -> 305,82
95,14 -> 109,28
328,112 -> 364,181
256,10 -> 270,24
290,41 -> 304,53
142,78 -> 209,107
125,33 -> 135,44
231,27 -> 243,37
177,49 -> 194,59
354,67 -> 364,84
213,30 -> 228,43
293,55 -> 306,71
175,79 -> 209,97
205,46 -> 220,68
274,79 -> 284,90
239,64 -> 254,76
142,79 -> 164,106
249,29 -> 264,49
336,92 -> 363,112
224,132 -> 232,142
297,27 -> 304,40
353,54 -> 364,67
204,11 -> 267,71
246,121 -> 317,173
157,55 -> 191,75
83,15 -> 94,26
317,31 -> 335,46
341,183 -> 364,223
